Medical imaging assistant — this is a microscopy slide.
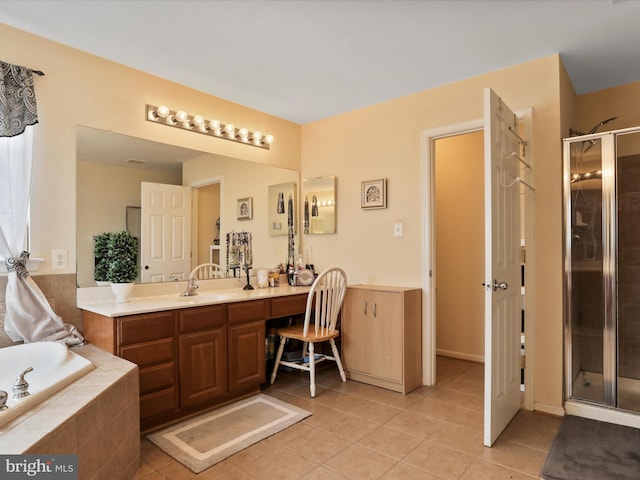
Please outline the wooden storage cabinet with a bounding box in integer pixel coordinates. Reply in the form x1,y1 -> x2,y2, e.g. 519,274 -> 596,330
117,311 -> 178,424
178,305 -> 227,409
342,285 -> 422,394
82,294 -> 307,431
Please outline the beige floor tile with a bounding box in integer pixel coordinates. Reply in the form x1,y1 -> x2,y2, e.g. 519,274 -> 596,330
384,411 -> 443,438
459,458 -> 538,480
196,462 -> 256,480
156,459 -> 199,479
429,422 -> 485,456
428,386 -> 483,412
313,388 -> 364,413
403,439 -> 476,479
140,440 -> 174,470
480,438 -> 548,477
498,410 -> 562,452
357,425 -> 423,459
379,462 -> 442,480
319,413 -> 379,442
226,438 -> 289,468
133,471 -> 167,480
323,443 -> 397,480
300,403 -> 347,429
347,397 -> 403,424
298,465 -> 349,479
240,448 -> 317,480
284,428 -> 351,463
269,421 -> 314,444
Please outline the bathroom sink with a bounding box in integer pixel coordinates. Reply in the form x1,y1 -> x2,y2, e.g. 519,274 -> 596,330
176,293 -> 238,303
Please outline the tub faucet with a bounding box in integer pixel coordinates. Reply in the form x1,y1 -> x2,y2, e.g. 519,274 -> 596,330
12,367 -> 33,399
180,277 -> 199,297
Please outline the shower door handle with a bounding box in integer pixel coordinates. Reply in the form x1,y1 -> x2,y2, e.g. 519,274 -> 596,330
482,280 -> 509,291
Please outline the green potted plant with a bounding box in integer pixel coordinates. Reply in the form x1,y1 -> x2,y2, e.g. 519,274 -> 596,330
93,230 -> 138,302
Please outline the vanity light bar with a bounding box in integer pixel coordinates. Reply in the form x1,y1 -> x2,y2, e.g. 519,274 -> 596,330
145,105 -> 274,150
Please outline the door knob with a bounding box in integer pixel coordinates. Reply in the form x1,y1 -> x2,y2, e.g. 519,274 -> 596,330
482,280 -> 509,291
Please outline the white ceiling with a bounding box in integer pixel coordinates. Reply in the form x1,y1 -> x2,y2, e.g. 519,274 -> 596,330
2,0 -> 640,125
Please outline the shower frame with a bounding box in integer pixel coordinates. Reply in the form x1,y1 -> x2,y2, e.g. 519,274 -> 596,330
563,125 -> 640,424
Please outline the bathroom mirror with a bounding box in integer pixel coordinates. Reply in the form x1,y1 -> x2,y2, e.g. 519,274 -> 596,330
76,126 -> 299,287
268,182 -> 297,236
303,176 -> 336,234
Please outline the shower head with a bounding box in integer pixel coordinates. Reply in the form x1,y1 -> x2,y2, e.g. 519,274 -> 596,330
587,117 -> 617,135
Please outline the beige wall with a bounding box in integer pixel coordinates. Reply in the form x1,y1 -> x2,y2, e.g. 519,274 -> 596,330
0,23 -> 301,277
302,55 -> 566,411
434,132 -> 484,360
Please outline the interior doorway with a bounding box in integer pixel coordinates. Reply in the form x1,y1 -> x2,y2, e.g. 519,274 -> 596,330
434,131 -> 485,363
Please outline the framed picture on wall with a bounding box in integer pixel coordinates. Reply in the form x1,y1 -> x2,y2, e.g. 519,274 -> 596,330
237,197 -> 253,220
361,178 -> 386,209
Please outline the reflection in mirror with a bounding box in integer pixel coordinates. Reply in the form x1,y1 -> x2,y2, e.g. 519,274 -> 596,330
268,182 -> 297,237
303,176 -> 336,234
76,126 -> 299,287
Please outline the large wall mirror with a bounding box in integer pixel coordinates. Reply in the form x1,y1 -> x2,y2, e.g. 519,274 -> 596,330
76,125 -> 299,287
303,176 -> 336,234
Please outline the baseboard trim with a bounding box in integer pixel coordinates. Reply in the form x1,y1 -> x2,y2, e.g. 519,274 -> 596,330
436,349 -> 484,364
533,401 -> 565,417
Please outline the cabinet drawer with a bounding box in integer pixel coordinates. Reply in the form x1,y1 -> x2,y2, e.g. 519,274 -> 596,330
270,294 -> 307,318
140,387 -> 177,419
179,305 -> 227,333
228,299 -> 268,324
120,337 -> 174,366
119,311 -> 175,345
139,362 -> 175,395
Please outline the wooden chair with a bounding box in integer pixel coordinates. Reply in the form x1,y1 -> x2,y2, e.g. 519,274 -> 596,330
270,267 -> 347,397
189,263 -> 224,280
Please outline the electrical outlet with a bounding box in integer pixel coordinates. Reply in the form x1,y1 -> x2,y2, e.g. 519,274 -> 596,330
393,223 -> 403,237
52,249 -> 67,270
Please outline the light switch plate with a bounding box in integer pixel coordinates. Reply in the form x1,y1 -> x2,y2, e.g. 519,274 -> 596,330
393,223 -> 403,237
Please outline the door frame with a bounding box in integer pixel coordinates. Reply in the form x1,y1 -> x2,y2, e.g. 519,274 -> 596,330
188,175 -> 224,270
421,111 -> 534,413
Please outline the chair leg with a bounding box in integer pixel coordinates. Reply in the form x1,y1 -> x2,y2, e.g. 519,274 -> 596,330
270,336 -> 286,384
308,342 -> 316,397
330,339 -> 347,382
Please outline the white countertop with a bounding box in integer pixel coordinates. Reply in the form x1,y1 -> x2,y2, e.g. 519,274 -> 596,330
77,282 -> 310,317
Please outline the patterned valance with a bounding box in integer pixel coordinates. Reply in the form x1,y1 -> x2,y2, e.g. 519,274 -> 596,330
0,61 -> 39,137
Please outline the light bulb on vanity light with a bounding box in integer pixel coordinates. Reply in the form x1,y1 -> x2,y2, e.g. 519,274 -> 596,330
192,115 -> 206,132
174,110 -> 189,127
238,128 -> 249,142
264,134 -> 274,145
225,123 -> 236,139
209,120 -> 221,136
252,131 -> 262,146
155,105 -> 170,119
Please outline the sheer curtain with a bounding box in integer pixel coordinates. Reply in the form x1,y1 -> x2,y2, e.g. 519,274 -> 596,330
0,61 -> 83,344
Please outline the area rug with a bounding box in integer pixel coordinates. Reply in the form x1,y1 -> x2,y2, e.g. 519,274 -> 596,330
541,415 -> 640,480
147,394 -> 312,473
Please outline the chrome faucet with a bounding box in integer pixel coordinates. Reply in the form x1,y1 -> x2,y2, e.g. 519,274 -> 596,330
180,277 -> 199,297
12,367 -> 33,399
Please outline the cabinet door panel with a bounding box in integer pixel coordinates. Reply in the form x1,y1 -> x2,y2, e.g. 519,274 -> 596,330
179,305 -> 226,333
140,387 -> 177,419
139,362 -> 175,395
179,328 -> 227,408
270,294 -> 307,318
342,289 -> 372,373
370,291 -> 403,382
228,320 -> 265,391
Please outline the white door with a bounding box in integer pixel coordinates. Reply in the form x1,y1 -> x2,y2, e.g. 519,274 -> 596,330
483,88 -> 522,446
141,182 -> 192,283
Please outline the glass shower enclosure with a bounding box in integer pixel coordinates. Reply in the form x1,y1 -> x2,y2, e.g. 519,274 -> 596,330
564,126 -> 640,413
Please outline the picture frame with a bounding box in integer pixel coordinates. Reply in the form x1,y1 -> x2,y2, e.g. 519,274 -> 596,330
237,197 -> 253,220
361,178 -> 386,209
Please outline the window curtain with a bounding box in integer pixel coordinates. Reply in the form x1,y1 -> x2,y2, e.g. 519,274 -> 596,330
0,60 -> 83,345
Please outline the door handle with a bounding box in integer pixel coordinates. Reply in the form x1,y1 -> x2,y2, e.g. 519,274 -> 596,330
483,280 -> 509,291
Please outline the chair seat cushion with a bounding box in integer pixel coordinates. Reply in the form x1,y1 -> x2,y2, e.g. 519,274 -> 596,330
277,325 -> 340,342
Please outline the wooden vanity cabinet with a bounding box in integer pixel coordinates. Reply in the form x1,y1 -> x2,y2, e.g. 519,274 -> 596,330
117,311 -> 178,423
178,305 -> 227,409
228,300 -> 267,392
342,285 -> 422,394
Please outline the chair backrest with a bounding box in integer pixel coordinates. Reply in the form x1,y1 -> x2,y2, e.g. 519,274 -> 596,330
189,263 -> 223,280
302,267 -> 347,337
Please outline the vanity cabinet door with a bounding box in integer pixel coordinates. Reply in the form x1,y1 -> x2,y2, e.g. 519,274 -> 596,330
179,327 -> 227,408
228,320 -> 266,392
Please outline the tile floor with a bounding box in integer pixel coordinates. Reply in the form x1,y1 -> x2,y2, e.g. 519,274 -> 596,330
133,356 -> 561,479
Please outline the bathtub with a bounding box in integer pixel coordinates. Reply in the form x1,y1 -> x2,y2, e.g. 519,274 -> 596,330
0,342 -> 94,427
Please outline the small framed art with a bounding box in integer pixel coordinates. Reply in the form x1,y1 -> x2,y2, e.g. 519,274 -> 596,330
237,197 -> 253,220
361,178 -> 386,209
